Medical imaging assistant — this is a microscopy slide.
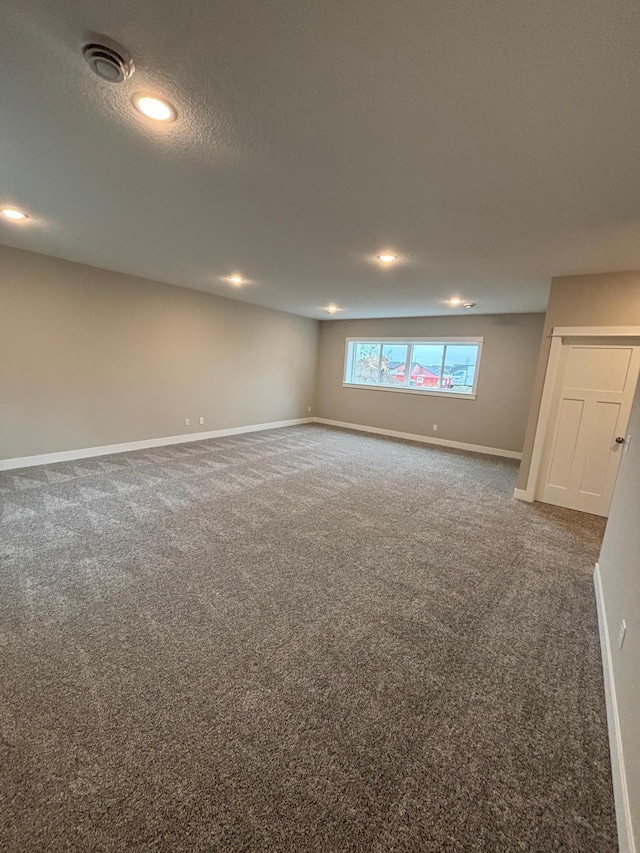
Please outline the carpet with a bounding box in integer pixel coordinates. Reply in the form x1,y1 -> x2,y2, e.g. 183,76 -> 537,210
0,425 -> 616,851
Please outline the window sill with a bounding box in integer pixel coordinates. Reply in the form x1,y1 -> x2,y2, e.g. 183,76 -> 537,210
342,382 -> 477,400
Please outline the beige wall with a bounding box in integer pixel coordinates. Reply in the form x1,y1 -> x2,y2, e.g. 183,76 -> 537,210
518,271 -> 640,488
598,380 -> 640,852
315,313 -> 545,453
0,245 -> 318,461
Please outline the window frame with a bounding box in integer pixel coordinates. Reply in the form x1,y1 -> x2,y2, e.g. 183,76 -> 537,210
343,336 -> 484,400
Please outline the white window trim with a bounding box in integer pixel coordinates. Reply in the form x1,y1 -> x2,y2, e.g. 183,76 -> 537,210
341,383 -> 478,400
343,337 -> 483,400
345,336 -> 484,343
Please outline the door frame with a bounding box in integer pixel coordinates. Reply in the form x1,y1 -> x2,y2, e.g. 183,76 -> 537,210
516,326 -> 640,503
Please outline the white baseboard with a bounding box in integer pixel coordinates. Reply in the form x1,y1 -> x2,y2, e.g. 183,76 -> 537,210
513,487 -> 535,502
313,418 -> 522,460
594,562 -> 636,853
0,415 -> 522,470
0,418 -> 314,471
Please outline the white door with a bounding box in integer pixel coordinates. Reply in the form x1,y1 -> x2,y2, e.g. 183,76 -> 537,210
540,341 -> 640,516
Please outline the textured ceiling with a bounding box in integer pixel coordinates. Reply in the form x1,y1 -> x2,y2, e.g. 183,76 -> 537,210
1,0 -> 640,319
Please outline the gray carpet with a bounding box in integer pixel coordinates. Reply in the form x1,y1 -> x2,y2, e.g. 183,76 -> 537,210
0,425 -> 616,852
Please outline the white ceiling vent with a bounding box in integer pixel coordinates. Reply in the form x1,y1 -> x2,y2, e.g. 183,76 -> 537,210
83,41 -> 134,83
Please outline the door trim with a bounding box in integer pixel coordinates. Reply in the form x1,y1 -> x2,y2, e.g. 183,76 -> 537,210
516,326 -> 640,503
552,325 -> 640,338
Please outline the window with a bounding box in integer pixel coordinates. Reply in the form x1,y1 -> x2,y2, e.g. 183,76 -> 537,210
343,338 -> 483,399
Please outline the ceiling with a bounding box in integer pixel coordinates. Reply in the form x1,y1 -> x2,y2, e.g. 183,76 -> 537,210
2,0 -> 640,320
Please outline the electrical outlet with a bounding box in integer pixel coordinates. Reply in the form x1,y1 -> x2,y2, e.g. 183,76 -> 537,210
433,424 -> 438,431
184,418 -> 190,426
199,417 -> 204,425
308,406 -> 312,413
618,620 -> 627,649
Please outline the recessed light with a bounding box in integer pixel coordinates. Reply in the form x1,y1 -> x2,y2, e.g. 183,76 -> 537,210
1,207 -> 29,221
326,304 -> 339,315
133,94 -> 176,122
449,297 -> 463,306
227,275 -> 245,285
463,302 -> 476,308
377,253 -> 398,264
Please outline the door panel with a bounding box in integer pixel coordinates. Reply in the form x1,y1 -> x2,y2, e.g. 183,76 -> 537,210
547,398 -> 583,489
579,401 -> 621,495
540,342 -> 640,517
564,346 -> 632,392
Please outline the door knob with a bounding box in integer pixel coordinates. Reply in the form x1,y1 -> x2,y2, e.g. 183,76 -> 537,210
615,436 -> 625,444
